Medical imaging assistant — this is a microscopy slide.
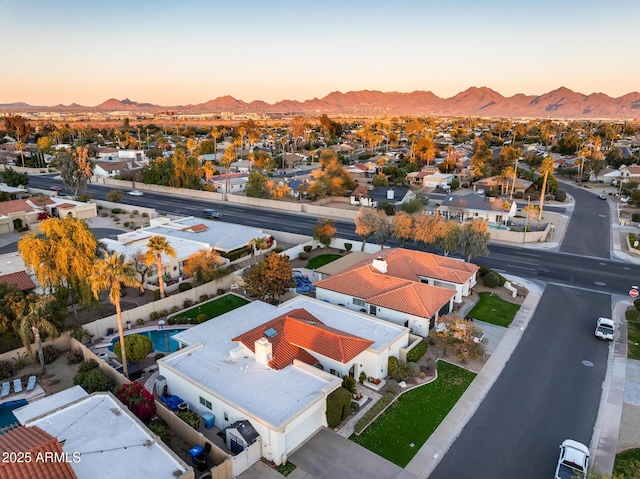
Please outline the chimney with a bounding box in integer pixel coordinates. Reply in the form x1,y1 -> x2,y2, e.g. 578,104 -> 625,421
372,257 -> 388,274
386,189 -> 395,200
254,337 -> 272,366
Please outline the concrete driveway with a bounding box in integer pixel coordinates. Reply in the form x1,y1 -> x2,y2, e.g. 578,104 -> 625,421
238,428 -> 404,479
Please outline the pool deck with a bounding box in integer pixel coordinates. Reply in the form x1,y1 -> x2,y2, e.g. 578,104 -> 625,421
0,385 -> 45,408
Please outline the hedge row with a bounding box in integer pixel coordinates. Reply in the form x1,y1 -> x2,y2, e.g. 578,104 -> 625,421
353,392 -> 396,434
406,341 -> 428,362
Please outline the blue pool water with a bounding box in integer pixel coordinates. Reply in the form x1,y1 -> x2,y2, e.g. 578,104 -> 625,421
0,399 -> 28,433
107,328 -> 187,353
489,224 -> 509,230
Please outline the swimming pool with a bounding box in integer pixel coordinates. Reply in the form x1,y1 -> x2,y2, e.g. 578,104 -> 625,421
107,328 -> 187,354
0,399 -> 28,433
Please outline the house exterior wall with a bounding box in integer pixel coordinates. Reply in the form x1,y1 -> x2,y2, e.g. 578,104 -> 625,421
372,305 -> 431,337
350,196 -> 375,207
159,360 -> 332,466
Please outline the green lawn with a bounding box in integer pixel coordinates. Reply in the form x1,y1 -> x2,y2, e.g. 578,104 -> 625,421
468,292 -> 520,327
614,448 -> 640,478
350,361 -> 476,467
628,321 -> 640,360
306,254 -> 342,270
172,294 -> 249,320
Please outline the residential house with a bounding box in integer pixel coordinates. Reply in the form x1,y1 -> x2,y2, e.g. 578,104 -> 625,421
159,296 -> 409,466
431,193 -> 517,225
350,187 -> 416,209
314,248 -> 478,336
210,173 -> 249,194
15,390 -> 192,479
0,271 -> 36,292
93,160 -> 145,178
406,167 -> 440,186
619,165 -> 640,180
473,176 -> 533,195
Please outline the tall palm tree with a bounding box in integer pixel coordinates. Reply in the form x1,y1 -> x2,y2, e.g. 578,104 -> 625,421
89,252 -> 141,379
19,295 -> 60,374
145,236 -> 176,299
538,156 -> 555,223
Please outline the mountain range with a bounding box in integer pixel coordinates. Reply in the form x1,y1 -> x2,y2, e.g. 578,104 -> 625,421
2,87 -> 640,119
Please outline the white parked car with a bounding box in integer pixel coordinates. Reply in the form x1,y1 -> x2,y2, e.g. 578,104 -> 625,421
595,317 -> 614,340
127,190 -> 144,196
555,439 -> 589,479
476,189 -> 485,195
621,197 -> 630,203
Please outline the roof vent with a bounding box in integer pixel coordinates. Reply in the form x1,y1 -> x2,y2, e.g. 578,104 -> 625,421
386,189 -> 395,200
264,327 -> 277,338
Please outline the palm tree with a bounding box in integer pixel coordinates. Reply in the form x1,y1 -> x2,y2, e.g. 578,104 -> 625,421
538,156 -> 555,223
89,252 -> 141,379
18,295 -> 60,374
145,236 -> 176,299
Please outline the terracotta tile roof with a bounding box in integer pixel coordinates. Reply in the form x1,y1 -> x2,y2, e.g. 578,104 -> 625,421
184,223 -> 208,233
0,271 -> 36,291
0,426 -> 78,479
0,199 -> 34,216
368,282 -> 455,318
353,163 -> 370,171
315,264 -> 411,299
232,308 -> 374,370
55,203 -> 77,209
351,185 -> 370,197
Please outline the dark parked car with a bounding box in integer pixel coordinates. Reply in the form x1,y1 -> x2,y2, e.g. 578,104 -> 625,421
203,209 -> 222,219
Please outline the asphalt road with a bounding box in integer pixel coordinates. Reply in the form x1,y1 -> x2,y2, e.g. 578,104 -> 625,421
429,284 -> 611,479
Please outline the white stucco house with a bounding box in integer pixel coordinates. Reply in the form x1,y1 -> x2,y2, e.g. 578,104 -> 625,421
431,193 -> 518,226
314,248 -> 478,336
158,296 -> 409,466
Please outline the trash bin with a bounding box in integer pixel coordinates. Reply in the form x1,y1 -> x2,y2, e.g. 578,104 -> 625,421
178,402 -> 188,413
202,413 -> 215,429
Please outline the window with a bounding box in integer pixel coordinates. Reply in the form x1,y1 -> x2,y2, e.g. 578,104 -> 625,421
199,396 -> 212,410
353,298 -> 365,307
329,369 -> 337,376
224,412 -> 229,421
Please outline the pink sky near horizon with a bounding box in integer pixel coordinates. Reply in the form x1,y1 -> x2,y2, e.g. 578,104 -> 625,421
2,0 -> 639,106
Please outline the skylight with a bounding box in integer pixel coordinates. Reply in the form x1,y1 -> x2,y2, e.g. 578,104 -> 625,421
264,327 -> 278,338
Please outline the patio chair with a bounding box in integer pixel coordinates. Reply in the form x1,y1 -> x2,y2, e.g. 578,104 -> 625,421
13,378 -> 22,394
26,376 -> 36,391
1,382 -> 9,398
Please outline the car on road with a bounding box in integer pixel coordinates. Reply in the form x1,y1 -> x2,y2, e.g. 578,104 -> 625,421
595,317 -> 614,340
599,194 -> 607,200
127,190 -> 144,196
49,186 -> 63,192
203,209 -> 222,219
476,189 -> 485,195
555,439 -> 589,479
621,197 -> 630,204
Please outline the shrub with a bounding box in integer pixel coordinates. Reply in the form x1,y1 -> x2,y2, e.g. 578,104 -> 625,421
634,298 -> 640,311
158,309 -> 169,317
354,392 -> 396,434
148,421 -> 172,444
344,243 -> 353,251
326,387 -> 352,428
154,353 -> 165,360
483,271 -> 502,288
37,345 -> 60,365
171,306 -> 180,313
626,309 -> 640,321
111,208 -> 123,214
274,246 -> 284,253
129,214 -> 134,219
13,352 -> 28,370
112,334 -> 153,362
178,282 -> 193,292
167,317 -> 176,326
217,289 -> 225,296
451,177 -> 460,189
342,376 -> 357,394
141,212 -> 148,218
188,317 -> 199,325
73,368 -> 112,393
197,313 -> 207,324
66,349 -> 83,365
115,381 -> 156,421
106,190 -> 123,203
406,341 -> 428,362
177,317 -> 189,325
78,359 -> 99,374
407,361 -> 421,377
100,212 -> 108,217
388,356 -> 399,372
153,290 -> 161,300
427,358 -> 438,372
129,222 -> 136,229
123,222 -> 130,228
633,213 -> 640,223
299,252 -> 309,260
418,371 -> 426,379
177,410 -> 201,430
554,189 -> 567,202
359,371 -> 367,384
478,265 -> 491,276
0,360 -> 15,380
136,318 -> 144,325
149,311 -> 160,321
514,191 -> 524,199
183,299 -> 193,309
386,378 -> 400,394
350,402 -> 360,414
199,295 -> 209,302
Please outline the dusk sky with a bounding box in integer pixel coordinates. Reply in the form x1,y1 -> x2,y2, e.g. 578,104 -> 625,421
2,0 -> 638,106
